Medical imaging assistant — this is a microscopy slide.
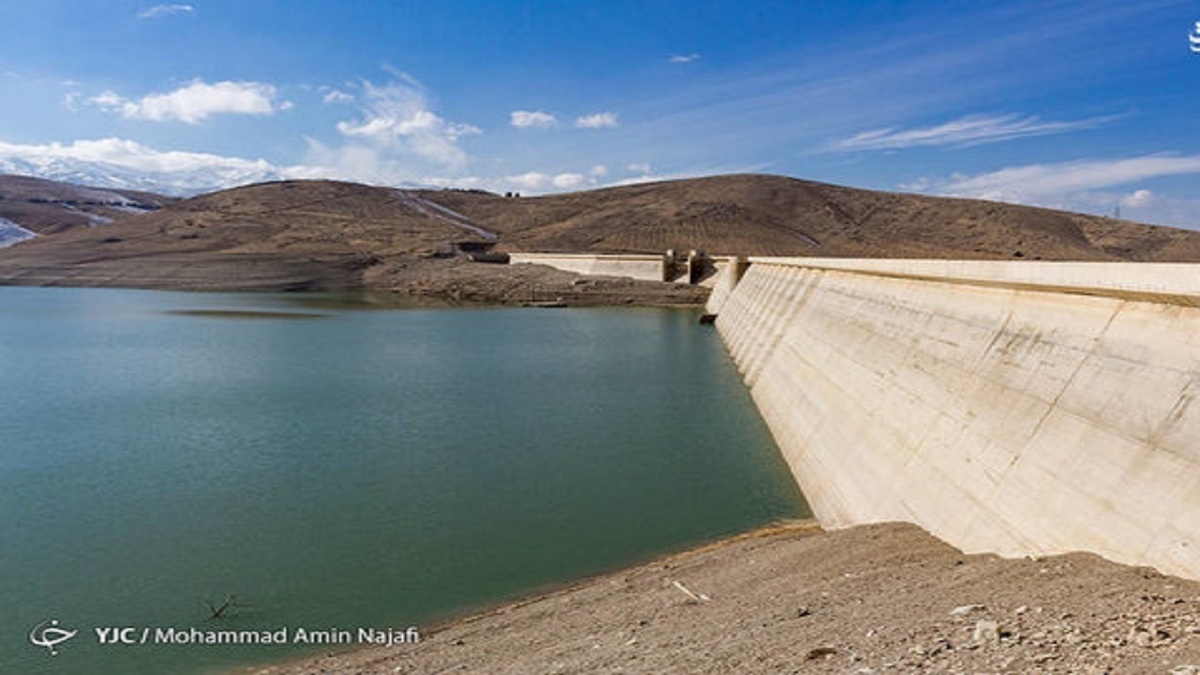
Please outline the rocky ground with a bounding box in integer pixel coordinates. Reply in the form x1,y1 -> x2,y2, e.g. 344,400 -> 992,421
243,522 -> 1200,674
363,257 -> 709,307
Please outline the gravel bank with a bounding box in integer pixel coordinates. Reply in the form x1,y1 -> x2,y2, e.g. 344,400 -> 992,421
243,521 -> 1200,674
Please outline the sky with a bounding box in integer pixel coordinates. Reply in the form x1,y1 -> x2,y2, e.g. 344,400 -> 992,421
1,0 -> 1199,228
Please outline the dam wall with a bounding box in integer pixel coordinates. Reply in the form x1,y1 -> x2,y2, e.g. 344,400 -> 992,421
708,257 -> 1200,579
508,252 -> 669,282
508,251 -> 733,285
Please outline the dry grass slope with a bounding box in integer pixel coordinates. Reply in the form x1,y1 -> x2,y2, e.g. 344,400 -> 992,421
2,173 -> 1199,297
426,174 -> 1200,260
0,174 -> 173,235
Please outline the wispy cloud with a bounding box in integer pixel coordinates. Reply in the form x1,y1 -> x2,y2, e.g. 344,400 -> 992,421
136,4 -> 194,19
832,113 -> 1117,151
902,153 -> 1200,228
504,171 -> 589,190
91,80 -> 287,124
575,112 -> 619,129
612,2 -> 1164,174
915,154 -> 1200,202
669,53 -> 701,64
417,165 -> 621,194
510,110 -> 558,128
321,89 -> 354,105
331,77 -> 480,169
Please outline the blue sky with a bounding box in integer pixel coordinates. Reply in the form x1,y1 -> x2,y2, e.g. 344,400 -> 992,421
1,0 -> 1199,227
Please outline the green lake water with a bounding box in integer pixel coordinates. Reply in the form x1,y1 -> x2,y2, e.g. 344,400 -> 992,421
0,287 -> 808,675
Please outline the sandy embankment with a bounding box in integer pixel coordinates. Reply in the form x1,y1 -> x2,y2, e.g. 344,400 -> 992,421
245,521 -> 1200,674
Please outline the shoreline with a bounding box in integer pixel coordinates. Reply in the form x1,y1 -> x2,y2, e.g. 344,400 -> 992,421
232,520 -> 824,674
239,521 -> 1200,674
0,255 -> 711,309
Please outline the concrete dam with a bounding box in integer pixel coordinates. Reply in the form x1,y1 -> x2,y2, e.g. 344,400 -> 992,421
704,257 -> 1200,580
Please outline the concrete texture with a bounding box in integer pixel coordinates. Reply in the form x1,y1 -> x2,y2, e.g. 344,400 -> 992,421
708,258 -> 1200,580
508,252 -> 669,282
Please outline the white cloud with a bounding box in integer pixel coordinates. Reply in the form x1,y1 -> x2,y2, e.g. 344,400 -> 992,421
322,89 -> 354,105
510,110 -> 558,128
0,137 -> 273,174
901,154 -> 1200,229
575,112 -> 620,129
833,113 -> 1116,151
136,4 -> 194,19
91,91 -> 124,108
922,155 -> 1200,203
1122,189 -> 1154,207
669,53 -> 701,64
505,172 -> 552,190
0,134 -> 654,201
333,78 -> 480,168
492,170 -> 596,193
552,173 -> 586,189
627,162 -> 651,174
298,138 -> 405,185
91,80 -> 286,124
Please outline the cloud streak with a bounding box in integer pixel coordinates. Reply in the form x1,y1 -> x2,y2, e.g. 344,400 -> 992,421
919,154 -> 1200,202
136,4 -> 194,19
900,153 -> 1200,228
91,80 -> 287,124
0,137 -> 275,173
575,112 -> 619,129
510,110 -> 558,128
833,113 -> 1117,151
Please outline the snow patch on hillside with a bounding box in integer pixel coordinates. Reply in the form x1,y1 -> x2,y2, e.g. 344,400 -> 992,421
393,190 -> 499,241
0,217 -> 37,247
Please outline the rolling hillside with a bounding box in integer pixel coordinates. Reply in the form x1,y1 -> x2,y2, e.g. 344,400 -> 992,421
0,174 -> 172,237
2,173 -> 1199,300
424,174 -> 1200,261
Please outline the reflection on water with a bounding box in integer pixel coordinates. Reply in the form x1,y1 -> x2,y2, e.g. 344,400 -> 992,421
165,309 -> 331,319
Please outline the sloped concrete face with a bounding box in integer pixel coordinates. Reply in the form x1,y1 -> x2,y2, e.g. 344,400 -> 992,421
710,259 -> 1200,580
509,252 -> 668,282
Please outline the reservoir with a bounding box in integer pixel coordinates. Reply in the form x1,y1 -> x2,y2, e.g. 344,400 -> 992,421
0,287 -> 808,675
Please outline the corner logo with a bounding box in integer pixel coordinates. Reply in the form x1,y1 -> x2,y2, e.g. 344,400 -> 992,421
29,619 -> 78,656
1190,21 -> 1200,53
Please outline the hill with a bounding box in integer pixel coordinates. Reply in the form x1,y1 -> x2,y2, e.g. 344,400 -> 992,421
424,174 -> 1200,261
2,173 -> 1199,304
0,174 -> 172,238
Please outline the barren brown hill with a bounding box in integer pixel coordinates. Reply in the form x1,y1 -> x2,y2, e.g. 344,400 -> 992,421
2,174 -> 1199,302
0,174 -> 172,235
0,180 -> 502,292
424,173 -> 1200,261
95,179 -> 495,256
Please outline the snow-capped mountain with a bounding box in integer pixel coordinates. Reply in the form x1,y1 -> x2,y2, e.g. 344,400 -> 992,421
0,155 -> 287,197
0,138 -> 439,198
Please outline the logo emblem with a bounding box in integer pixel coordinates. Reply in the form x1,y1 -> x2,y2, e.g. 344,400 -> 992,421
29,619 -> 78,656
1190,21 -> 1200,53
